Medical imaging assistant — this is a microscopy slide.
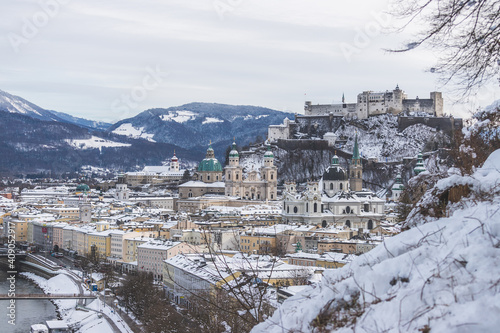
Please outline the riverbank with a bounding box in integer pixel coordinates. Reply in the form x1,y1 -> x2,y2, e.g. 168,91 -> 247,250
20,272 -> 131,332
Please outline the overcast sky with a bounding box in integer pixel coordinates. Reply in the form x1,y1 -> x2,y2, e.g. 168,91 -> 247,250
1,0 -> 497,122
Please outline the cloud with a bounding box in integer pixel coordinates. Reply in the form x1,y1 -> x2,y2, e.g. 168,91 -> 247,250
0,0 -> 495,121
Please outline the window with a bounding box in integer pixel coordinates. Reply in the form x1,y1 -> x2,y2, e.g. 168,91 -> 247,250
293,206 -> 298,213
346,220 -> 351,228
330,183 -> 333,190
314,203 -> 318,213
306,203 -> 309,212
236,174 -> 239,180
340,183 -> 343,190
368,220 -> 373,230
346,206 -> 351,214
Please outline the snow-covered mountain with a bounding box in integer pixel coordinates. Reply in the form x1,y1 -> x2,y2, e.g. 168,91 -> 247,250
108,103 -> 295,160
0,89 -> 110,130
0,110 -> 198,175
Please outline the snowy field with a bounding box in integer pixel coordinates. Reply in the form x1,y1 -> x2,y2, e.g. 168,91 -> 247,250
65,136 -> 132,150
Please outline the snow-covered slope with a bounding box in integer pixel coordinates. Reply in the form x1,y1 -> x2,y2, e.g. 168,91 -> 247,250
336,114 -> 449,162
0,89 -> 110,129
252,149 -> 500,333
65,136 -> 132,150
108,103 -> 295,161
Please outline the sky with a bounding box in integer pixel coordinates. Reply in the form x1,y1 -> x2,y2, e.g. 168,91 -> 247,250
1,0 -> 498,122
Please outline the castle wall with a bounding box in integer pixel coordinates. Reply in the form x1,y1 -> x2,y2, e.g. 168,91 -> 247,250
398,116 -> 463,136
295,114 -> 344,138
276,139 -> 330,151
305,102 -> 357,117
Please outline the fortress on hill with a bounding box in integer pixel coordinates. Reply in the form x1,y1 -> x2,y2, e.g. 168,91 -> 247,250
304,85 -> 443,119
268,85 -> 462,143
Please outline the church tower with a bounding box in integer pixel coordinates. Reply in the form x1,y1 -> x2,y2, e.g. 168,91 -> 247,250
261,143 -> 278,200
225,141 -> 242,196
350,134 -> 363,192
170,152 -> 179,172
391,173 -> 405,201
414,152 -> 426,175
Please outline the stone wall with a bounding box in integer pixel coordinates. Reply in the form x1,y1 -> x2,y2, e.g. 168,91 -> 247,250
295,115 -> 344,138
398,116 -> 463,136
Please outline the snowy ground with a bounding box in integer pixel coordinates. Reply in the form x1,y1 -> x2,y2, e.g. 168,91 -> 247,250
65,136 -> 132,150
252,149 -> 500,333
21,272 -> 132,333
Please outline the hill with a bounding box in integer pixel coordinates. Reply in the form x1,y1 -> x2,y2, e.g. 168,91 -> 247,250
0,110 -> 197,176
0,89 -> 110,130
252,101 -> 500,333
109,102 -> 295,161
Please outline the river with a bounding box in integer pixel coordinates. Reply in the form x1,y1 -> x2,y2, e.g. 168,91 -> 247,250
0,269 -> 58,333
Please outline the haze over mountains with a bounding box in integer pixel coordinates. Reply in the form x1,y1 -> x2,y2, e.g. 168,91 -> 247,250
0,89 -> 293,175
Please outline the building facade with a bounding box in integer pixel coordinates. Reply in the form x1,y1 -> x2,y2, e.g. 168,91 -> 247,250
225,142 -> 278,200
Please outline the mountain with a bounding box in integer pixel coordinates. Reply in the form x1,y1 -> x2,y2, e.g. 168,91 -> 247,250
108,103 -> 295,160
44,109 -> 111,131
0,89 -> 111,130
0,110 -> 198,175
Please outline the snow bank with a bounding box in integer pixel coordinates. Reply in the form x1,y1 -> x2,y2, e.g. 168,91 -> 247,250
21,273 -> 129,333
252,150 -> 500,333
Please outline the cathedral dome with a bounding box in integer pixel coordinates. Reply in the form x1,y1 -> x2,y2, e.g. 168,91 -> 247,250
322,165 -> 348,181
198,159 -> 222,172
76,184 -> 90,192
197,144 -> 223,172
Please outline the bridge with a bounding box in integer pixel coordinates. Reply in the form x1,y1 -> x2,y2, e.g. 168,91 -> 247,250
0,293 -> 97,300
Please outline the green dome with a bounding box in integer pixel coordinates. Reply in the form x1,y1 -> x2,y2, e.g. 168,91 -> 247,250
229,142 -> 239,158
76,184 -> 90,192
264,144 -> 274,158
198,158 -> 223,172
198,143 -> 222,172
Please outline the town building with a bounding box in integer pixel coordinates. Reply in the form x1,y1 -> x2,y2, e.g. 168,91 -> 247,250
123,152 -> 186,186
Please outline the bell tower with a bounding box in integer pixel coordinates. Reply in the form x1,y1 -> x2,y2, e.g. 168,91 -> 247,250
261,143 -> 277,200
224,141 -> 242,196
350,134 -> 363,192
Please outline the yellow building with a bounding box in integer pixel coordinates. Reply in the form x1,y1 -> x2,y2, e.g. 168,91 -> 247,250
123,237 -> 150,262
5,219 -> 28,242
87,230 -> 112,258
240,233 -> 276,255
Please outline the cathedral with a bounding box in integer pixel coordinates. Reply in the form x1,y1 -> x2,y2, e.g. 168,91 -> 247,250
179,141 -> 278,201
224,141 -> 278,200
282,134 -> 385,229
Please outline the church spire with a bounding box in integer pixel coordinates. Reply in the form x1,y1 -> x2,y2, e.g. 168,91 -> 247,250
342,92 -> 345,104
352,133 -> 360,161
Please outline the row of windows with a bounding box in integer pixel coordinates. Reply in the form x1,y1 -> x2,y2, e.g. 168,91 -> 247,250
285,203 -> 318,214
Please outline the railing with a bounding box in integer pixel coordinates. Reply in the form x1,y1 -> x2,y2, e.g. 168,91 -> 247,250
0,293 -> 97,299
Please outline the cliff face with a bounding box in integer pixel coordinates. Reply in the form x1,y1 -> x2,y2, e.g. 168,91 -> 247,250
247,114 -> 451,192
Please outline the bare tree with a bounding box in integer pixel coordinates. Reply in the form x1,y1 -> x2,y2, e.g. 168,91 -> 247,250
389,0 -> 500,94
